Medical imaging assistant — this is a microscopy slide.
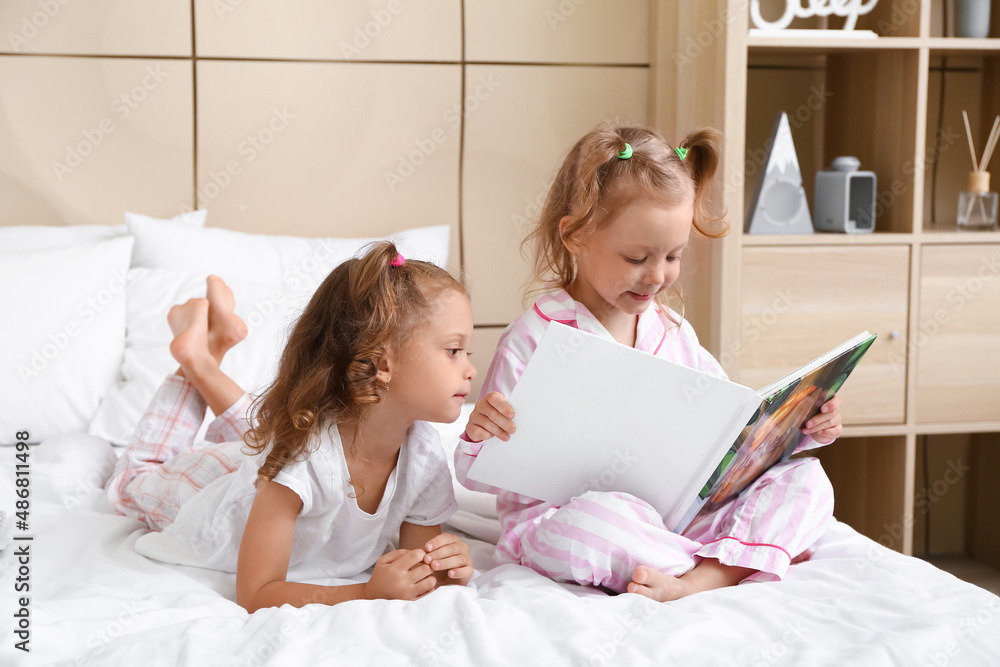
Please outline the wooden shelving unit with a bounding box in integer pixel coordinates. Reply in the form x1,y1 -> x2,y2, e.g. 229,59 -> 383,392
652,0 -> 1000,590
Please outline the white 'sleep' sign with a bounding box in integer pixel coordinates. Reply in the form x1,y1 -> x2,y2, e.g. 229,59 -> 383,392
750,0 -> 879,32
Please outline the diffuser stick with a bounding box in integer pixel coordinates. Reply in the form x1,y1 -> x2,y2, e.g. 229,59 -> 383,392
977,117 -> 1000,221
964,110 -> 980,171
980,115 -> 1000,172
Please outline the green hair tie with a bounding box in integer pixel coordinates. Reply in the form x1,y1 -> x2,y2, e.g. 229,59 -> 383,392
674,146 -> 688,161
617,143 -> 633,160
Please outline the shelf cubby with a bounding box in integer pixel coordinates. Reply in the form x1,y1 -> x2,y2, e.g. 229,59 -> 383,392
922,51 -> 1000,231
928,0 -> 1000,39
913,432 -> 1000,592
745,47 -> 921,235
805,435 -> 912,552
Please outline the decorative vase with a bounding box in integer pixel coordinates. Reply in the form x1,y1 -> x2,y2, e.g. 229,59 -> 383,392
954,0 -> 991,39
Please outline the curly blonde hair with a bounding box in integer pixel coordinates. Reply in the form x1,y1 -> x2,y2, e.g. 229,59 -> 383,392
244,241 -> 466,481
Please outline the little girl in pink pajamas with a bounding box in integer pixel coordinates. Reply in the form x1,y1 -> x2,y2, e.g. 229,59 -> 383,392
454,123 -> 841,601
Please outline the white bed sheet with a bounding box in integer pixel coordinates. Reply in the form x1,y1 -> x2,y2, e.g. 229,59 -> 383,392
2,433 -> 999,667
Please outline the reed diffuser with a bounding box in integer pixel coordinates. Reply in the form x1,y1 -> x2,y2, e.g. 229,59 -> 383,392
959,110 -> 999,230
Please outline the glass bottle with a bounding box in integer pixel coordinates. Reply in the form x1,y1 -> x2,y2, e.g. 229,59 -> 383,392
958,171 -> 999,230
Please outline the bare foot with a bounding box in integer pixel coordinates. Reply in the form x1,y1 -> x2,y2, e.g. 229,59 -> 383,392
628,559 -> 756,602
167,298 -> 215,375
627,565 -> 688,602
205,275 -> 247,364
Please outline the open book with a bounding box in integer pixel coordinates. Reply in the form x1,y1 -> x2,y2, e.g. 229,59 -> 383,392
467,324 -> 876,532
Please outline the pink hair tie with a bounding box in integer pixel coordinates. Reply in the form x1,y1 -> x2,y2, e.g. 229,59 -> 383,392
390,252 -> 405,267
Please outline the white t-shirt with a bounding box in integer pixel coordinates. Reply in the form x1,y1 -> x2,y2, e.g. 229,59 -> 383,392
134,420 -> 458,576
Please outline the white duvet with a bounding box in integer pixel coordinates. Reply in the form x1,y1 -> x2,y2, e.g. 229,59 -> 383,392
2,433 -> 999,667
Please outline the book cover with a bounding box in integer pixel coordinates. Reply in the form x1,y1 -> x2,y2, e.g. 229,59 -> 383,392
676,331 -> 877,530
466,324 -> 762,531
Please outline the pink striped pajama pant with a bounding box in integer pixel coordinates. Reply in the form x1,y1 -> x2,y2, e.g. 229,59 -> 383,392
106,375 -> 254,531
510,457 -> 834,591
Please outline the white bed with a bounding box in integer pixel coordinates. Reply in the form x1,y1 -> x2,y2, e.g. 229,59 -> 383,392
3,430 -> 1000,666
2,218 -> 999,666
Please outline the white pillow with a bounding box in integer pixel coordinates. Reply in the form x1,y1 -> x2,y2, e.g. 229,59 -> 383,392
0,210 -> 206,254
127,217 -> 450,287
123,209 -> 207,231
0,224 -> 124,252
90,224 -> 451,445
0,237 -> 135,444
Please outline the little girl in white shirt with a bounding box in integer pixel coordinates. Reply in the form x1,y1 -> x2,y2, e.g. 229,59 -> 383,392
107,242 -> 476,610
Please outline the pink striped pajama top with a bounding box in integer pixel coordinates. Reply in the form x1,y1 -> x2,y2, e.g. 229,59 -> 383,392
454,289 -> 835,592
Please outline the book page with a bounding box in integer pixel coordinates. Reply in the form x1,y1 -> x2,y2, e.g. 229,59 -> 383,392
467,324 -> 761,529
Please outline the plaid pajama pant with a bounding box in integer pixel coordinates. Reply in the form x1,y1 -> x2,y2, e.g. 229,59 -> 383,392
106,375 -> 255,531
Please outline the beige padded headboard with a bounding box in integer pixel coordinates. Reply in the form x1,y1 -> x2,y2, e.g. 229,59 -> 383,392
0,0 -> 651,397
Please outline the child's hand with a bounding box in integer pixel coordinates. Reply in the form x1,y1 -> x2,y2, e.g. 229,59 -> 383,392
801,395 -> 842,445
465,391 -> 516,442
422,533 -> 474,586
364,549 -> 437,601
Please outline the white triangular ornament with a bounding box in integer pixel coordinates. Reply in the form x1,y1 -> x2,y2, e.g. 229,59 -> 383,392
745,112 -> 814,234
